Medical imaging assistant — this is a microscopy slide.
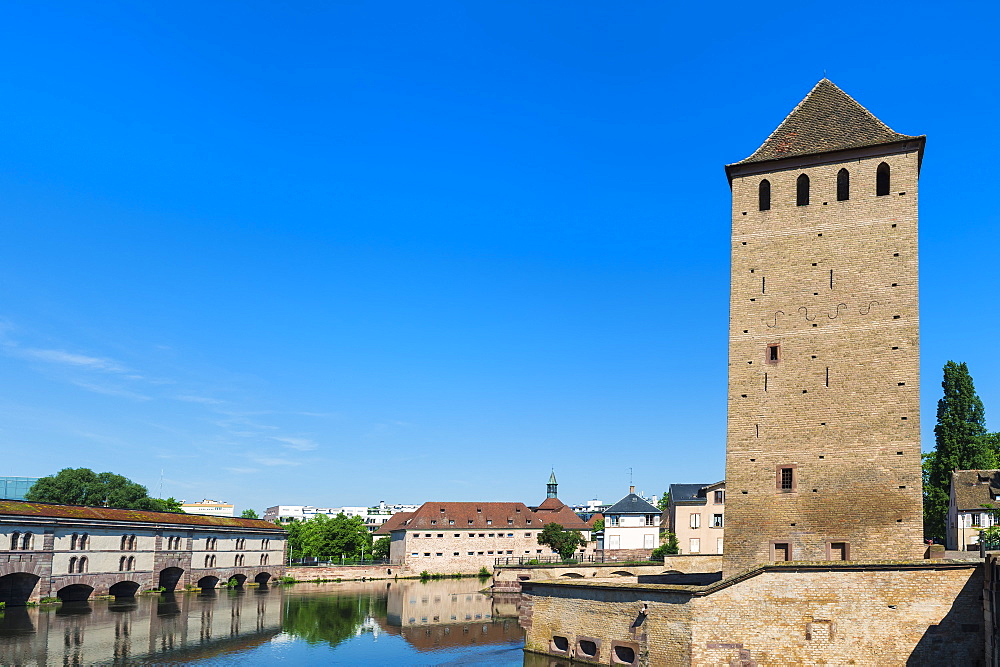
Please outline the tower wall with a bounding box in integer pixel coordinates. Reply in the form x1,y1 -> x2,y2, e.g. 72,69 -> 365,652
723,148 -> 924,576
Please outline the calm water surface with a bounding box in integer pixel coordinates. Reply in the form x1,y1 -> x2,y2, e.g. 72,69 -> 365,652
0,578 -> 549,665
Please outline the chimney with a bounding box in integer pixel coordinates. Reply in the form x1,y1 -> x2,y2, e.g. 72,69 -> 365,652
629,485 -> 635,494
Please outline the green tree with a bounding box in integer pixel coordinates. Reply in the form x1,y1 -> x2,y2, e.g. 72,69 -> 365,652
924,361 -> 994,541
373,535 -> 391,559
241,508 -> 259,519
537,522 -> 586,560
654,532 -> 679,557
657,491 -> 670,512
295,513 -> 373,560
26,468 -> 182,512
591,518 -> 604,533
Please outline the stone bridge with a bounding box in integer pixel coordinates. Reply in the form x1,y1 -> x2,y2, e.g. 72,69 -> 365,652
0,552 -> 279,604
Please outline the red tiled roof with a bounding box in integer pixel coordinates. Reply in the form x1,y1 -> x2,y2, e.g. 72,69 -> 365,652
0,500 -> 286,531
374,511 -> 413,536
532,498 -> 591,531
390,502 -> 539,531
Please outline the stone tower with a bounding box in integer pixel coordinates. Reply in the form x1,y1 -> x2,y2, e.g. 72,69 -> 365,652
722,80 -> 925,576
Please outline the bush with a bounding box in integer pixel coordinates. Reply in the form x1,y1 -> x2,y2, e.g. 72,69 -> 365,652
39,597 -> 59,604
278,576 -> 296,584
651,533 -> 679,560
478,567 -> 491,579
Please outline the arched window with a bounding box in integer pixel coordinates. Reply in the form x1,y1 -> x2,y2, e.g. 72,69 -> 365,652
129,535 -> 136,550
758,179 -> 771,211
10,532 -> 20,550
837,168 -> 850,201
127,556 -> 135,571
119,556 -> 127,571
71,533 -> 79,551
877,162 -> 890,196
21,532 -> 33,550
69,557 -> 77,573
260,554 -> 268,566
205,554 -> 211,568
796,174 -> 810,206
80,533 -> 88,550
78,556 -> 88,573
121,535 -> 128,550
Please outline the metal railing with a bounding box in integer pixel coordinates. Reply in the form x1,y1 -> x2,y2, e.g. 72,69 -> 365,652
494,554 -> 661,567
288,557 -> 396,567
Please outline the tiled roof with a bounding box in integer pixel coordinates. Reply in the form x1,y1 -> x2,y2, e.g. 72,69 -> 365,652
669,484 -> 710,505
951,470 -> 1000,511
374,511 -> 412,536
734,79 -> 919,165
391,502 -> 539,531
604,493 -> 659,515
532,498 -> 591,531
0,500 -> 285,531
586,513 -> 603,529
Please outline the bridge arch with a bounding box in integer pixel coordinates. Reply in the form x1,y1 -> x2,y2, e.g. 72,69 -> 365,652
0,572 -> 39,606
57,583 -> 94,602
158,567 -> 184,592
610,570 -> 635,577
198,575 -> 220,590
109,581 -> 140,598
228,574 -> 247,587
253,572 -> 272,586
560,572 -> 584,579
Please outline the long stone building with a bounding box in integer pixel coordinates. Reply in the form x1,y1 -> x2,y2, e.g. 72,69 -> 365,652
519,80 -> 985,665
0,500 -> 286,605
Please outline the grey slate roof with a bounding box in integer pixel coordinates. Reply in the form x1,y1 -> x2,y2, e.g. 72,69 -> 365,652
734,79 -> 920,165
669,483 -> 710,505
604,493 -> 659,515
952,470 -> 1000,511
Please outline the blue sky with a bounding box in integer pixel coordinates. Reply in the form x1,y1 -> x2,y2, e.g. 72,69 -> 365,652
1,1 -> 997,513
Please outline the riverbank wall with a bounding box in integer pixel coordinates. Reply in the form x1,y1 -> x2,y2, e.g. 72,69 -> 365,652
522,559 -> 983,665
286,564 -> 420,581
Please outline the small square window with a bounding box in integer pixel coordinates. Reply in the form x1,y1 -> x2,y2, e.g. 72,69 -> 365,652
773,543 -> 790,561
767,344 -> 780,363
780,467 -> 794,490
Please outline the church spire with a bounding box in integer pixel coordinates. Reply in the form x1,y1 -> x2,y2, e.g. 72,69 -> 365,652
546,470 -> 558,499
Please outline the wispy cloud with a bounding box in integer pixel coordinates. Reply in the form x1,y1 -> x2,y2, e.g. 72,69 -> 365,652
272,436 -> 319,451
70,381 -> 151,401
14,347 -> 129,373
250,455 -> 301,467
175,394 -> 226,406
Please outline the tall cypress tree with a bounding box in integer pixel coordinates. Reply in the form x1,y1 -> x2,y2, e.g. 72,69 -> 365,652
924,361 -> 993,541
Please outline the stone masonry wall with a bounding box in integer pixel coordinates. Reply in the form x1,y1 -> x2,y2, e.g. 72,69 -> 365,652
725,150 -> 924,576
523,562 -> 982,666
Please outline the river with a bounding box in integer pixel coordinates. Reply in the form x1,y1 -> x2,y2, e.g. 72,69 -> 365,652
0,578 -> 549,665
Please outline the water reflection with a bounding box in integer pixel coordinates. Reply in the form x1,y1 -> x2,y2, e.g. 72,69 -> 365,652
0,588 -> 281,665
0,578 -> 527,665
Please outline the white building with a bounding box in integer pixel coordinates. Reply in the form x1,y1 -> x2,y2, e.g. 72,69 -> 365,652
264,501 -> 419,532
602,486 -> 661,554
947,469 -> 1000,551
181,499 -> 235,517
